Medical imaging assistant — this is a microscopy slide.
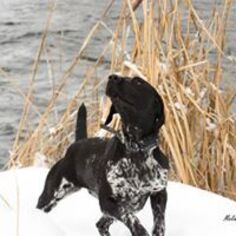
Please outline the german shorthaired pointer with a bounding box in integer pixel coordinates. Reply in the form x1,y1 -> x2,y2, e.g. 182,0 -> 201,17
37,75 -> 169,236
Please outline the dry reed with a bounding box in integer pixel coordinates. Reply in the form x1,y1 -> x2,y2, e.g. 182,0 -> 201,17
5,0 -> 236,200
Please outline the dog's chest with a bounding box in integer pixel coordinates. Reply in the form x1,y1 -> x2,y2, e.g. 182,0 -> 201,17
106,154 -> 168,202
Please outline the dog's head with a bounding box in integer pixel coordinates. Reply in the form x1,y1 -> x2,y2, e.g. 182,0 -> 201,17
36,159 -> 77,212
105,75 -> 164,141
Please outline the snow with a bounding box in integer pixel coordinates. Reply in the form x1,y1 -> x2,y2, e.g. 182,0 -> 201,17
0,167 -> 235,236
33,152 -> 48,167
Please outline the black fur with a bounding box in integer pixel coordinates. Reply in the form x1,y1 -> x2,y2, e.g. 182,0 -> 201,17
75,102 -> 87,141
37,75 -> 169,236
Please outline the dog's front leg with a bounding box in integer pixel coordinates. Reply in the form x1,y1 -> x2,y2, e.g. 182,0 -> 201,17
96,215 -> 114,236
119,212 -> 150,236
150,189 -> 167,236
99,196 -> 149,236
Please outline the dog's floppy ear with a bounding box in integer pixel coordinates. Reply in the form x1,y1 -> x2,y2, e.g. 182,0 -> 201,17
104,104 -> 117,125
154,92 -> 165,132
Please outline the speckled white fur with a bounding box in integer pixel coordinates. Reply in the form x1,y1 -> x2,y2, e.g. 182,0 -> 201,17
55,178 -> 74,199
106,150 -> 168,202
43,178 -> 76,211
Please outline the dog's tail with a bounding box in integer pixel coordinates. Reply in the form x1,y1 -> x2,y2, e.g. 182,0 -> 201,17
75,103 -> 87,141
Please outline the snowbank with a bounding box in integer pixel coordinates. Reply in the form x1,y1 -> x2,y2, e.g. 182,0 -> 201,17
0,167 -> 235,236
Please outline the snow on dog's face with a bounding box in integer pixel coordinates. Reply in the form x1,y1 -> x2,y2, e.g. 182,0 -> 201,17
36,159 -> 77,212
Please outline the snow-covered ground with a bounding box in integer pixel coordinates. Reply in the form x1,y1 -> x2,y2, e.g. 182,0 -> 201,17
0,167 -> 235,236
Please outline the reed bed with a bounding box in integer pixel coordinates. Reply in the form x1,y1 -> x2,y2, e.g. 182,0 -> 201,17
6,0 -> 236,200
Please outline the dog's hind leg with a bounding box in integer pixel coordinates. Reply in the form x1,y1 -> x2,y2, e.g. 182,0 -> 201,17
96,215 -> 114,236
150,189 -> 167,236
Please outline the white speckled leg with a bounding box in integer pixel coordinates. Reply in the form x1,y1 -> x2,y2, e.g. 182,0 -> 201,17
150,189 -> 167,236
120,213 -> 150,236
96,215 -> 114,236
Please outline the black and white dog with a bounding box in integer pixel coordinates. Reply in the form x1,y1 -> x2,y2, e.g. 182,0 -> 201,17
37,75 -> 169,236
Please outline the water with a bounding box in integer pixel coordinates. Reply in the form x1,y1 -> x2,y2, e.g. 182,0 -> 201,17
0,0 -> 235,167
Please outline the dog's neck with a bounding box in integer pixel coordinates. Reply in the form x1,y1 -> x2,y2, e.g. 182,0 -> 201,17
121,128 -> 159,154
101,124 -> 159,154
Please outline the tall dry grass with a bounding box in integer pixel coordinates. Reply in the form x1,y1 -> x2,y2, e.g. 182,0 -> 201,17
5,0 -> 236,200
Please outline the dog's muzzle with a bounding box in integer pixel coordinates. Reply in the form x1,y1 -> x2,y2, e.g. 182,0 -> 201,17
106,74 -> 124,98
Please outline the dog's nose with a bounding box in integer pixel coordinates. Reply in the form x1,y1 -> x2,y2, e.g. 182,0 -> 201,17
108,74 -> 122,83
